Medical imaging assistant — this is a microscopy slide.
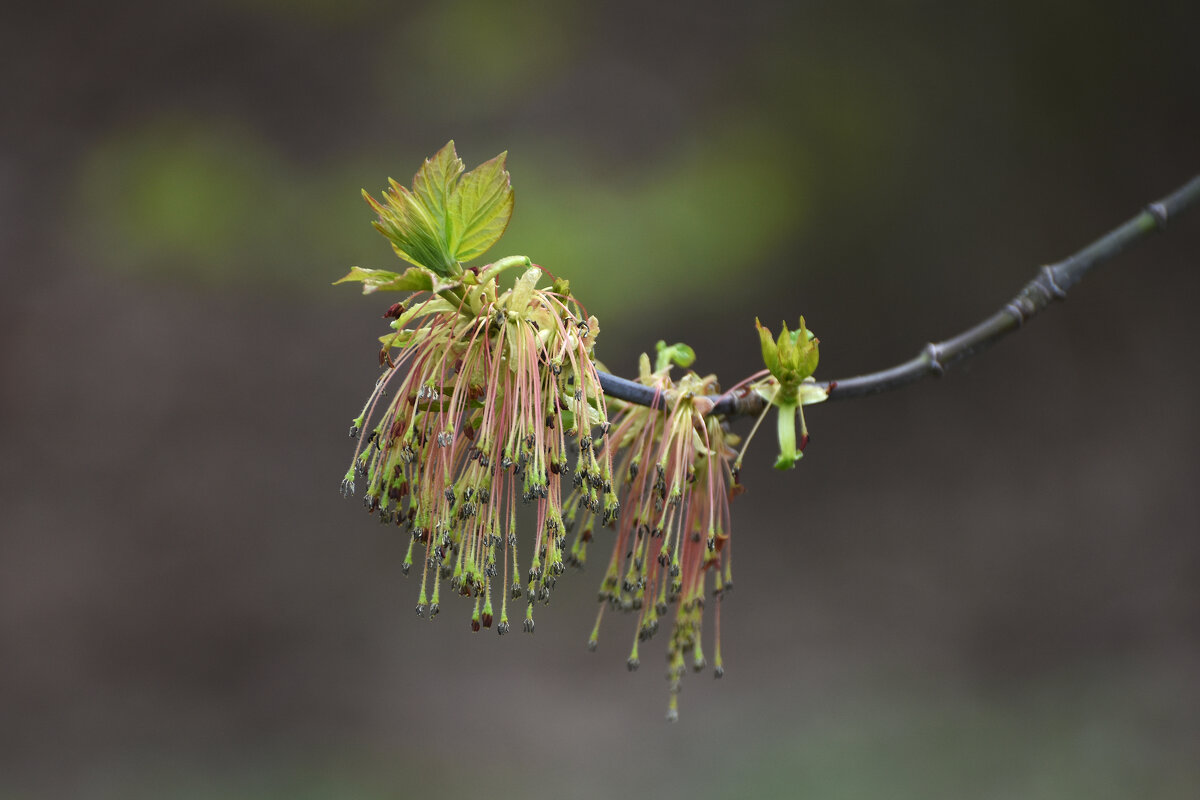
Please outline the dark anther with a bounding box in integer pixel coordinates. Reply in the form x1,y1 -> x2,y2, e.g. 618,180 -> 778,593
383,301 -> 406,319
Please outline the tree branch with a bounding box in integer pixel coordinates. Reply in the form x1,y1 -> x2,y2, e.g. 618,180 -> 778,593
599,175 -> 1200,417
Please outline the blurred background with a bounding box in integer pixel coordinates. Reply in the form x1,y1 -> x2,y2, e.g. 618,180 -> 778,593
3,1 -> 1199,797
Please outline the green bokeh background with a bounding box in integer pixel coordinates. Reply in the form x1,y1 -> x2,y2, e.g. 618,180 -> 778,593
3,1 -> 1199,797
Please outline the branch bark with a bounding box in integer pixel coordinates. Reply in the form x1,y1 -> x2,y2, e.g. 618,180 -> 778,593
599,175 -> 1200,417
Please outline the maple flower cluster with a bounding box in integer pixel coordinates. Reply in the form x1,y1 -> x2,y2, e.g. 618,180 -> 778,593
570,346 -> 740,720
341,263 -> 612,635
337,142 -> 823,718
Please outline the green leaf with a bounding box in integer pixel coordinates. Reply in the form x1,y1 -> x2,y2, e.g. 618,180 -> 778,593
448,151 -> 514,262
360,142 -> 514,278
411,141 -> 465,224
793,316 -> 819,379
775,321 -> 796,373
334,265 -> 458,294
364,184 -> 457,276
755,318 -> 780,375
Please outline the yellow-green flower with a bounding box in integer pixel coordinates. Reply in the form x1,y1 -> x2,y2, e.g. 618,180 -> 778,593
753,317 -> 827,469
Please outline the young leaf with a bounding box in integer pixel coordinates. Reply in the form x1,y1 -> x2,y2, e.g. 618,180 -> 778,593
411,141 -> 465,226
755,318 -> 780,376
334,265 -> 457,294
361,142 -> 514,278
448,151 -> 514,262
363,184 -> 457,277
654,340 -> 696,371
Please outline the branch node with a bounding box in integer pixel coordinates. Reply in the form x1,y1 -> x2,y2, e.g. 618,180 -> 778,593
1146,201 -> 1169,229
1004,301 -> 1026,327
923,343 -> 946,376
1039,265 -> 1068,300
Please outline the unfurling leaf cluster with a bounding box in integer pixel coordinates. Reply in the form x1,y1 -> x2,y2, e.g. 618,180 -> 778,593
359,141 -> 514,278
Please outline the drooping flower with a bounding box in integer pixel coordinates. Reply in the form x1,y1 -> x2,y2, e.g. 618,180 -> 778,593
341,261 -> 615,634
567,342 -> 740,720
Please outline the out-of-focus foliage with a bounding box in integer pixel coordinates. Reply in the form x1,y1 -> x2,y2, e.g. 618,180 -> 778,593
75,118 -> 389,288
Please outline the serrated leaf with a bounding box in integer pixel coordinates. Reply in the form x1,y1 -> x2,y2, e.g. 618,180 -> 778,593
411,141 -> 464,224
364,184 -> 457,276
360,142 -> 514,278
448,151 -> 514,262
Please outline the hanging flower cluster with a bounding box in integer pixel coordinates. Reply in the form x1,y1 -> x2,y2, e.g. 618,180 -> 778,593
341,260 -> 613,635
336,142 -> 825,719
567,343 -> 740,721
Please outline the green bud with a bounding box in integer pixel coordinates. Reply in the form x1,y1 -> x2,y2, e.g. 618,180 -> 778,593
654,340 -> 697,372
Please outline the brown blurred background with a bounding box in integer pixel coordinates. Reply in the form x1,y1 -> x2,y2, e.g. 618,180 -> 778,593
3,1 -> 1199,797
